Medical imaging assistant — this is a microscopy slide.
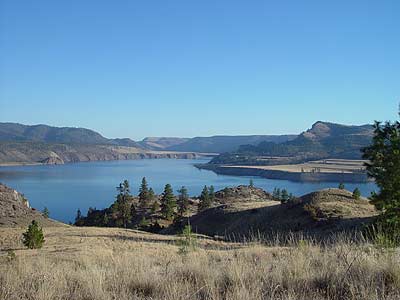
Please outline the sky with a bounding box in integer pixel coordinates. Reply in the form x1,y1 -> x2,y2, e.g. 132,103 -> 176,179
0,1 -> 399,140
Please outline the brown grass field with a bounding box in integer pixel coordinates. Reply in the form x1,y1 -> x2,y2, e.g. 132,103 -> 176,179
1,225 -> 400,300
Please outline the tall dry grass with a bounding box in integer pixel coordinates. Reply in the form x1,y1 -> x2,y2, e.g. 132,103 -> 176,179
1,233 -> 400,300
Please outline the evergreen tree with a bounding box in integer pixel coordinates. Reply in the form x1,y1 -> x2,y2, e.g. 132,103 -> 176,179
151,200 -> 160,214
198,185 -> 211,211
138,177 -> 149,208
22,220 -> 45,249
338,183 -> 345,190
148,188 -> 156,202
75,209 -> 82,223
102,212 -> 109,226
115,180 -> 133,228
281,189 -> 289,203
160,184 -> 176,220
177,186 -> 189,216
249,179 -> 254,187
42,207 -> 49,218
209,185 -> 215,202
352,188 -> 361,200
362,112 -> 400,243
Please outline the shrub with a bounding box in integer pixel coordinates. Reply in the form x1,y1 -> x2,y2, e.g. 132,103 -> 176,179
22,220 -> 45,249
177,224 -> 197,254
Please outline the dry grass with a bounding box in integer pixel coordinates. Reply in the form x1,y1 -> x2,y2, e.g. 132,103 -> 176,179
1,226 -> 400,300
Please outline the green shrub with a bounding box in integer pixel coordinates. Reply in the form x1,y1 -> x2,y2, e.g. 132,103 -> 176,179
177,224 -> 197,255
22,220 -> 45,249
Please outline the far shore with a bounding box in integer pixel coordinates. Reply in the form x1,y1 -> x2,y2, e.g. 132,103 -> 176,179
196,159 -> 372,183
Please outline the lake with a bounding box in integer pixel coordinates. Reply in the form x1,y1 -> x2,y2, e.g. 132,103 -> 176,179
0,158 -> 377,223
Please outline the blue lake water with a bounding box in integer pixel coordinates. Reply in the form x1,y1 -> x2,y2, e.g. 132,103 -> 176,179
0,158 -> 377,223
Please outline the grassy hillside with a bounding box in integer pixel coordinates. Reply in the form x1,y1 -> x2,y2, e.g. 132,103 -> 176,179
1,226 -> 400,300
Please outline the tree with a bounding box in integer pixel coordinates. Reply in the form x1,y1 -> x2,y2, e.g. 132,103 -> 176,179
75,209 -> 82,224
161,184 -> 176,220
352,188 -> 361,200
138,177 -> 150,208
362,114 -> 400,242
209,185 -> 215,203
42,207 -> 49,218
198,186 -> 211,211
280,189 -> 289,203
151,200 -> 160,214
177,186 -> 189,216
249,179 -> 254,187
115,180 -> 133,228
148,188 -> 156,202
22,220 -> 45,249
338,183 -> 345,190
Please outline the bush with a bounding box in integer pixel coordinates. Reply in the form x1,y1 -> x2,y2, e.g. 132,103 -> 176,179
22,220 -> 45,249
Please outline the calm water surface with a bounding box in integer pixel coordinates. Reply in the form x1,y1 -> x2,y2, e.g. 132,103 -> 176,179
0,159 -> 377,223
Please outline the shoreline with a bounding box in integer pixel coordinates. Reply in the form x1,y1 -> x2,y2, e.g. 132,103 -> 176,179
0,151 -> 217,167
196,162 -> 371,183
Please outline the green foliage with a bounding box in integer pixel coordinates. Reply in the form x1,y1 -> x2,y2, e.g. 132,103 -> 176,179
177,186 -> 189,216
249,179 -> 254,187
177,223 -> 197,255
362,117 -> 400,244
161,184 -> 176,220
22,220 -> 45,249
115,180 -> 133,228
42,207 -> 49,218
139,216 -> 150,229
338,183 -> 345,190
151,200 -> 160,213
280,189 -> 289,203
138,177 -> 150,208
209,185 -> 215,202
352,188 -> 361,200
273,187 -> 296,204
198,185 -> 211,211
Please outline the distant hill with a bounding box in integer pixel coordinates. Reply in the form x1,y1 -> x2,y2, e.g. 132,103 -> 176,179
0,122 -> 141,147
210,121 -> 374,165
139,137 -> 190,150
163,135 -> 297,153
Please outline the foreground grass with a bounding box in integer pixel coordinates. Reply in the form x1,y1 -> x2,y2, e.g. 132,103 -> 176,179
1,227 -> 400,300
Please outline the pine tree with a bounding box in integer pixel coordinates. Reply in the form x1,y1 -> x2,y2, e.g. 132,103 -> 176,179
151,200 -> 160,214
338,183 -> 345,190
115,180 -> 132,228
198,186 -> 211,211
161,184 -> 176,220
177,186 -> 189,216
209,185 -> 215,203
22,220 -> 45,249
281,189 -> 289,203
75,209 -> 82,224
138,177 -> 149,208
362,111 -> 400,243
352,188 -> 361,200
148,188 -> 156,202
42,207 -> 49,218
249,179 -> 254,187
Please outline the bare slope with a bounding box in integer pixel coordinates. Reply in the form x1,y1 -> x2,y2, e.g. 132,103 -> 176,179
0,183 -> 62,227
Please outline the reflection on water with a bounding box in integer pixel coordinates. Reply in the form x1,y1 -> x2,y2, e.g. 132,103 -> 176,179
0,159 -> 377,223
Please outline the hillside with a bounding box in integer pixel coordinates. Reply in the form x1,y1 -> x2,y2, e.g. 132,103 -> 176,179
139,137 -> 190,150
0,122 -> 141,147
164,134 -> 296,153
187,188 -> 377,239
0,183 -> 61,227
210,121 -> 374,165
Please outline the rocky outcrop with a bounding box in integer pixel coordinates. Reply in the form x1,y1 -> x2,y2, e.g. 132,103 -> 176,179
0,183 -> 61,227
215,185 -> 272,203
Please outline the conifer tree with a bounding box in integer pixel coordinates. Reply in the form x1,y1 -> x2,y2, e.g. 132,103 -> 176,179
42,207 -> 49,218
75,209 -> 82,224
338,183 -> 345,190
161,184 -> 176,220
352,188 -> 361,200
22,220 -> 45,249
115,180 -> 132,228
209,185 -> 215,203
281,189 -> 289,203
138,177 -> 149,208
177,186 -> 189,216
198,185 -> 211,211
249,179 -> 254,187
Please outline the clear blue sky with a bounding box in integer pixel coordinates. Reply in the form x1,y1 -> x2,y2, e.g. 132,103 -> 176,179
0,1 -> 398,140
